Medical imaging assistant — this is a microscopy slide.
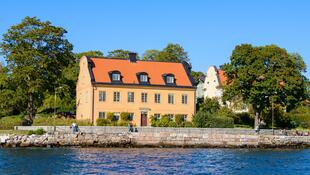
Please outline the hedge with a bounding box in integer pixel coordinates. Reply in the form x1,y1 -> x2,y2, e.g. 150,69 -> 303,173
32,117 -> 91,126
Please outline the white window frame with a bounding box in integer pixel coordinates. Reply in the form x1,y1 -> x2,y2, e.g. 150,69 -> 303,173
166,76 -> 174,84
99,112 -> 105,119
155,93 -> 161,103
99,91 -> 106,102
128,92 -> 134,103
113,91 -> 120,102
182,94 -> 188,104
168,93 -> 174,104
112,73 -> 120,81
140,74 -> 148,82
141,92 -> 148,103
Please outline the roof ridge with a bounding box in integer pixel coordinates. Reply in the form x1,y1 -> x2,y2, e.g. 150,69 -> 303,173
89,56 -> 184,64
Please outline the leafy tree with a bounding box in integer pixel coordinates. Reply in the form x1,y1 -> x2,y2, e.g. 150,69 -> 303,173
75,50 -> 104,59
141,49 -> 160,60
108,49 -> 134,59
199,97 -> 220,113
222,44 -> 308,128
142,43 -> 189,63
191,71 -> 204,84
0,16 -> 74,119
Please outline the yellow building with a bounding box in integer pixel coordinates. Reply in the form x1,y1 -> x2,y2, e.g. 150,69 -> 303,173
76,53 -> 196,126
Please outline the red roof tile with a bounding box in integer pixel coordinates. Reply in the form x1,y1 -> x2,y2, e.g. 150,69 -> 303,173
89,57 -> 194,87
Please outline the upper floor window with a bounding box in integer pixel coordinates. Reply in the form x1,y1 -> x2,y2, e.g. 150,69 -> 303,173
140,74 -> 148,82
128,92 -> 134,103
182,94 -> 188,104
113,91 -> 120,102
99,91 -> 106,102
154,93 -> 161,103
168,93 -> 174,104
141,92 -> 148,103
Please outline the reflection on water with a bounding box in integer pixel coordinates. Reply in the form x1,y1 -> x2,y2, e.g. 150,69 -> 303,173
0,148 -> 309,175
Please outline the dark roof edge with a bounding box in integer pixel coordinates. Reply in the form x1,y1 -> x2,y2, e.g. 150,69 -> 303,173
181,61 -> 196,86
86,56 -> 96,83
88,56 -> 187,64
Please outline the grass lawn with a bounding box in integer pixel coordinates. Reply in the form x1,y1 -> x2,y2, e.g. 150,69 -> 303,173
0,130 -> 29,135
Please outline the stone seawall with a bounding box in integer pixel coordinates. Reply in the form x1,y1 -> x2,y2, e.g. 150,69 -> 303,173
1,127 -> 310,148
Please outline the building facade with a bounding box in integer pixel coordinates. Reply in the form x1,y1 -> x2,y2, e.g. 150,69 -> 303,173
76,54 -> 196,126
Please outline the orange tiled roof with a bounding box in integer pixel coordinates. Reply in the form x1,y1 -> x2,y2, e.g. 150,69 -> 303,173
218,69 -> 227,86
88,57 -> 194,87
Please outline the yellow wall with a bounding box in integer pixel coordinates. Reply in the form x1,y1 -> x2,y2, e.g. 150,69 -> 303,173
92,85 -> 196,126
76,56 -> 93,123
76,56 -> 196,126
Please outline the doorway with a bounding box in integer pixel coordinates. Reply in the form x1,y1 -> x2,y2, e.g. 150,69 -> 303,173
140,112 -> 148,126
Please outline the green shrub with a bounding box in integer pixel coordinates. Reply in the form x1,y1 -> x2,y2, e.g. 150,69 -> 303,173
120,112 -> 130,121
235,112 -> 254,126
150,115 -> 159,127
168,121 -> 177,127
107,112 -> 115,121
32,117 -> 91,126
198,97 -> 220,113
96,118 -> 111,126
0,116 -> 23,130
288,105 -> 310,129
192,111 -> 209,128
158,115 -> 170,127
183,121 -> 193,127
117,120 -> 129,126
193,111 -> 234,128
27,128 -> 46,135
205,116 -> 234,128
174,114 -> 184,126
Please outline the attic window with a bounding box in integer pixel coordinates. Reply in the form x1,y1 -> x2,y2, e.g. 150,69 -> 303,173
166,75 -> 174,84
136,72 -> 149,84
140,74 -> 148,82
112,73 -> 120,81
109,70 -> 122,82
163,74 -> 175,85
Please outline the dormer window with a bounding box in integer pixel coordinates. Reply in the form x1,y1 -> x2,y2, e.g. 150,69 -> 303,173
112,73 -> 120,81
163,74 -> 175,85
166,76 -> 174,84
140,74 -> 148,82
109,70 -> 122,83
136,72 -> 149,84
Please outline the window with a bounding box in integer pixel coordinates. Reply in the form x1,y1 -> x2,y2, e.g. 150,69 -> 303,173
167,114 -> 174,121
140,74 -> 148,82
114,112 -> 120,121
154,113 -> 160,120
99,112 -> 105,119
180,114 -> 188,121
182,94 -> 188,104
113,91 -> 120,102
154,93 -> 161,103
99,91 -> 106,102
128,92 -> 134,103
141,93 -> 148,103
112,73 -> 120,81
129,113 -> 134,121
168,93 -> 174,104
166,76 -> 174,84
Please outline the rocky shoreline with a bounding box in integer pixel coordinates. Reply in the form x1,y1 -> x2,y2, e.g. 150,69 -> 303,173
1,132 -> 310,148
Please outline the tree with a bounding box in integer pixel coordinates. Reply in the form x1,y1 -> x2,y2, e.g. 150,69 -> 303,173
108,49 -> 135,59
198,97 -> 221,113
0,16 -> 74,119
191,71 -> 204,84
141,49 -> 160,60
75,50 -> 104,60
142,43 -> 189,63
222,44 -> 308,128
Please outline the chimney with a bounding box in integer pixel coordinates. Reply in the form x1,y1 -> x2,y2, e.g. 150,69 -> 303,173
129,52 -> 137,63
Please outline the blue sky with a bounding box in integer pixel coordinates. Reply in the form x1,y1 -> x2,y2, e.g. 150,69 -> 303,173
1,0 -> 309,78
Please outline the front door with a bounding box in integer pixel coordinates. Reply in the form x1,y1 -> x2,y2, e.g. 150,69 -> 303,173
141,112 -> 148,126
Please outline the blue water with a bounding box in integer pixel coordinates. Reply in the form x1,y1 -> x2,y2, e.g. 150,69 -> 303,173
0,148 -> 309,175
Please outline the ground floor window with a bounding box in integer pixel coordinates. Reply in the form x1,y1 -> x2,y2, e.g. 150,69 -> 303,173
99,112 -> 105,119
180,114 -> 188,121
129,113 -> 134,121
167,114 -> 174,121
154,113 -> 160,120
114,112 -> 120,121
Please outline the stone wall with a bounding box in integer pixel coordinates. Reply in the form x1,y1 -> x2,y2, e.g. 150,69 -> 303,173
1,126 -> 310,148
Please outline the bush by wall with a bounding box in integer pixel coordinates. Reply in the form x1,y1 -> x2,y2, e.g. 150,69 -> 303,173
32,117 -> 91,126
27,128 -> 46,135
107,112 -> 115,121
288,105 -> 310,129
96,118 -> 111,126
193,111 -> 234,128
120,112 -> 130,121
0,116 -> 23,130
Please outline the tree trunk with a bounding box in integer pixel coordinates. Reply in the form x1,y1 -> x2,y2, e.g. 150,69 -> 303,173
27,94 -> 36,120
254,111 -> 260,129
